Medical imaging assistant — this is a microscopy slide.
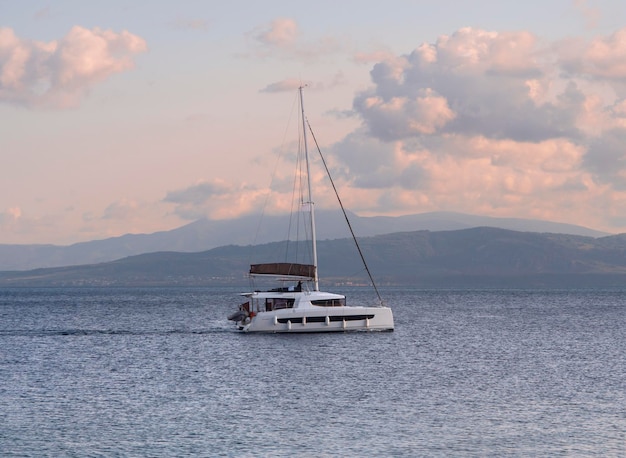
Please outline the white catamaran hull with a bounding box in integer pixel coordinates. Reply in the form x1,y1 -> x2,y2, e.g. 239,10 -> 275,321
236,306 -> 394,333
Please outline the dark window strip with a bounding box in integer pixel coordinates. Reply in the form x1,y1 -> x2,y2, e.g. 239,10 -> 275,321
277,314 -> 374,324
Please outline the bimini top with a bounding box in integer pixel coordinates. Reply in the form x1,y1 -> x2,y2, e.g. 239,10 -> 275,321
249,262 -> 316,280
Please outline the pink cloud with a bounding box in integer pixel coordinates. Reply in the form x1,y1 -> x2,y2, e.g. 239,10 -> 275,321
260,78 -> 306,93
259,74 -> 345,93
250,17 -> 344,61
0,26 -> 147,108
558,27 -> 626,79
0,207 -> 22,223
231,25 -> 626,233
256,18 -> 298,48
426,27 -> 541,76
582,28 -> 626,78
354,49 -> 397,64
321,26 -> 626,231
164,180 -> 266,220
359,89 -> 456,137
573,0 -> 602,29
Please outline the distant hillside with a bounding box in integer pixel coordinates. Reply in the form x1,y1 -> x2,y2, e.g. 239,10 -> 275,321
0,211 -> 609,271
2,227 -> 626,288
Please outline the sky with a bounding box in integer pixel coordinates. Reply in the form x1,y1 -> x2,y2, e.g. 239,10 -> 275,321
3,0 -> 626,245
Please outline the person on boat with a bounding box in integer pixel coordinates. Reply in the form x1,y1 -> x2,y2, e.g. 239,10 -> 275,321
288,281 -> 302,292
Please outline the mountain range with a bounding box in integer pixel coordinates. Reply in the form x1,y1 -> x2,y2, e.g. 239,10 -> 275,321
2,227 -> 626,288
0,211 -> 609,271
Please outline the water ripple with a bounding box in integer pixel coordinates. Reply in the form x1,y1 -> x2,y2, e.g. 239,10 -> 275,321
1,287 -> 624,457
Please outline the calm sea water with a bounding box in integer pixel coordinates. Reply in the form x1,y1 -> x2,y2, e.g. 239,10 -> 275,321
0,287 -> 624,457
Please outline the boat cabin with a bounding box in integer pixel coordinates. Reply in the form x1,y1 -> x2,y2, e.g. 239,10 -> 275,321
240,288 -> 347,314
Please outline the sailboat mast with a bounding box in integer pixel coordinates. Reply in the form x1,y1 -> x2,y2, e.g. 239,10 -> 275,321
299,86 -> 319,291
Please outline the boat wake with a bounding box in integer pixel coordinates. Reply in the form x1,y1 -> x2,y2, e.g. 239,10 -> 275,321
0,327 -> 234,337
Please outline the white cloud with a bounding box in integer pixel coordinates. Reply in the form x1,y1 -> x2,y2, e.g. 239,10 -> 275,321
0,26 -> 147,108
431,27 -> 541,76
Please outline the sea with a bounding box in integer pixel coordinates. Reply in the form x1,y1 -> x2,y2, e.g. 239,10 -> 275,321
0,286 -> 624,457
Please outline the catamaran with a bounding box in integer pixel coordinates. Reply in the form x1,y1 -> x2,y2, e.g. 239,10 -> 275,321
228,86 -> 394,333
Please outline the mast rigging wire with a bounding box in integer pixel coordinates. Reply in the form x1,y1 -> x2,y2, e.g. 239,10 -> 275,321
305,119 -> 385,307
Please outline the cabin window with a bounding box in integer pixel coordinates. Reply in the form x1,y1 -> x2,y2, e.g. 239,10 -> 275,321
265,298 -> 295,311
311,298 -> 346,307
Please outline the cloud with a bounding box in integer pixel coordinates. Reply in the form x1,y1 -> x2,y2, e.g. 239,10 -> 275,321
573,0 -> 602,29
349,26 -> 624,145
260,78 -> 307,93
256,18 -> 298,48
0,26 -> 147,108
354,28 -> 583,144
161,171 -> 340,221
429,27 -> 541,76
102,198 -> 140,220
314,26 -> 626,231
332,131 -> 429,190
250,17 -> 344,60
354,49 -> 397,65
158,25 -> 626,234
559,28 -> 626,79
164,181 -> 232,205
356,88 -> 456,139
0,207 -> 22,224
0,206 -> 60,242
163,180 -> 272,221
584,128 -> 626,189
259,73 -> 345,93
